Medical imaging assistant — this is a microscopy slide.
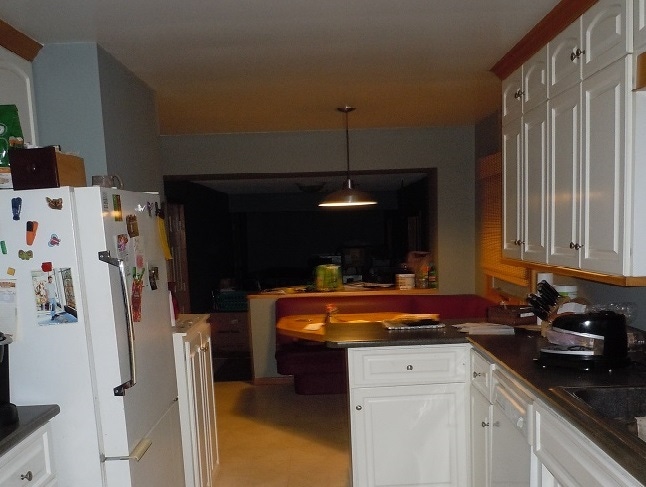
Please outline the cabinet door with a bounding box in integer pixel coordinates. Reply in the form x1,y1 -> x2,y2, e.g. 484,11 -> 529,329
502,68 -> 523,125
470,388 -> 491,487
635,0 -> 646,50
549,20 -> 582,97
490,403 -> 532,487
548,84 -> 582,268
522,104 -> 548,263
524,47 -> 549,113
580,57 -> 630,274
582,0 -> 631,79
502,120 -> 523,259
0,47 -> 38,146
351,383 -> 468,487
187,332 -> 211,487
471,350 -> 494,400
200,333 -> 219,485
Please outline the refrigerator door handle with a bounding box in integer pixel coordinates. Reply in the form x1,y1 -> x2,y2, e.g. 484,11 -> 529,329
98,250 -> 137,396
102,438 -> 152,462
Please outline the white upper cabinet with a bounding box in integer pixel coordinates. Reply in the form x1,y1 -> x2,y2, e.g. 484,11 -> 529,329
580,56 -> 631,274
0,46 -> 38,146
523,46 -> 549,113
502,49 -> 548,126
548,83 -> 582,268
502,120 -> 523,260
504,0 -> 646,277
582,0 -> 632,78
502,67 -> 523,125
548,57 -> 631,274
549,20 -> 583,97
550,0 -> 631,98
522,104 -> 549,264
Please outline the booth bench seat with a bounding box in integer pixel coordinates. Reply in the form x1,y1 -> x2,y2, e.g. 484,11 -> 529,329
275,293 -> 494,394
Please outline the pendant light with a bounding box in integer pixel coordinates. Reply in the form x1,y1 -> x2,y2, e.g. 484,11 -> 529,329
319,106 -> 377,207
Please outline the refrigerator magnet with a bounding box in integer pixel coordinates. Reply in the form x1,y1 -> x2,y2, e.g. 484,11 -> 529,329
41,262 -> 53,272
126,215 -> 139,237
46,197 -> 63,210
48,234 -> 61,247
0,241 -> 6,255
11,197 -> 21,220
26,221 -> 38,245
112,195 -> 123,221
18,250 -> 33,260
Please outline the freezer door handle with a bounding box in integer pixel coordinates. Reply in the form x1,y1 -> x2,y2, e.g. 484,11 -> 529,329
98,250 -> 137,396
102,438 -> 152,462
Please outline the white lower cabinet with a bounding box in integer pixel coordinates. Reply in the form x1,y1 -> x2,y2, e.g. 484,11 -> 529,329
470,387 -> 491,487
348,345 -> 469,487
534,400 -> 641,487
0,423 -> 56,487
470,350 -> 494,487
173,317 -> 219,487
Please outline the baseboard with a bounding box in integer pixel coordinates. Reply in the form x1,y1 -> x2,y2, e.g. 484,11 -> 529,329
253,376 -> 293,386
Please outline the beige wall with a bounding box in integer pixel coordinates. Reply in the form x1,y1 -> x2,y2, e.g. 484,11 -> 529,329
160,125 -> 476,293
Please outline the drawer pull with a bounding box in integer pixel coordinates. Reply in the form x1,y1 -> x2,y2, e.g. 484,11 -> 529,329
481,421 -> 489,428
406,364 -> 413,371
473,371 -> 484,378
21,470 -> 33,481
356,405 -> 362,411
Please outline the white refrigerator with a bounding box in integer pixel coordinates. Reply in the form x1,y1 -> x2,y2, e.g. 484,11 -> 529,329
0,186 -> 184,486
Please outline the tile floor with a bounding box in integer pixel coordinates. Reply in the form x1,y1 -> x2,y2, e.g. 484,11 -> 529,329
213,381 -> 351,487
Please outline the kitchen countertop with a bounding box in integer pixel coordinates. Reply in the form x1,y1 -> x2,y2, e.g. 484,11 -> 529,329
276,313 -> 470,346
248,288 -> 440,299
469,332 -> 646,485
0,404 -> 60,457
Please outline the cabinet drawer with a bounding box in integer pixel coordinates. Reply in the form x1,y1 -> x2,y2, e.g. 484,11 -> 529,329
348,345 -> 468,387
0,424 -> 56,487
470,349 -> 494,401
210,312 -> 249,352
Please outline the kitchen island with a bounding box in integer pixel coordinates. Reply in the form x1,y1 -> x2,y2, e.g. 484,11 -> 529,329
276,316 -> 646,486
248,288 -> 443,381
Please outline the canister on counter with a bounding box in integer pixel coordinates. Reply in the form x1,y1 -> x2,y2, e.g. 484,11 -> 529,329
396,273 -> 415,290
315,264 -> 342,291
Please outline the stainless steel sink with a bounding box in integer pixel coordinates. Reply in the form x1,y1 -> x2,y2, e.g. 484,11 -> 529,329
556,385 -> 646,438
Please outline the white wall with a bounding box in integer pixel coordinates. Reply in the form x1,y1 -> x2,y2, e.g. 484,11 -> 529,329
32,43 -> 107,179
160,126 -> 477,293
32,43 -> 163,194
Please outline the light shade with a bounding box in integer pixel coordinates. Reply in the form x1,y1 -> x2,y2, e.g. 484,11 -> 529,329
319,105 -> 378,208
319,178 -> 378,207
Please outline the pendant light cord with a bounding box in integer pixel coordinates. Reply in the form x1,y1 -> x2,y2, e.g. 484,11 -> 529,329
338,105 -> 355,180
344,109 -> 350,179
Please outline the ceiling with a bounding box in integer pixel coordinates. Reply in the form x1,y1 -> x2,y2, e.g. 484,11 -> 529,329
0,0 -> 559,136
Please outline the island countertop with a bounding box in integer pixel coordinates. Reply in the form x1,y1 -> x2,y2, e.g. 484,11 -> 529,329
276,312 -> 471,347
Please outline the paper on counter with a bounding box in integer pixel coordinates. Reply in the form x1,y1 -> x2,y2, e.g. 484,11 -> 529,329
557,301 -> 587,314
303,322 -> 325,331
453,322 -> 515,335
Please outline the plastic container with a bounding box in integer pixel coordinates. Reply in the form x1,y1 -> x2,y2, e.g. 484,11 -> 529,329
396,274 -> 415,290
554,285 -> 578,299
